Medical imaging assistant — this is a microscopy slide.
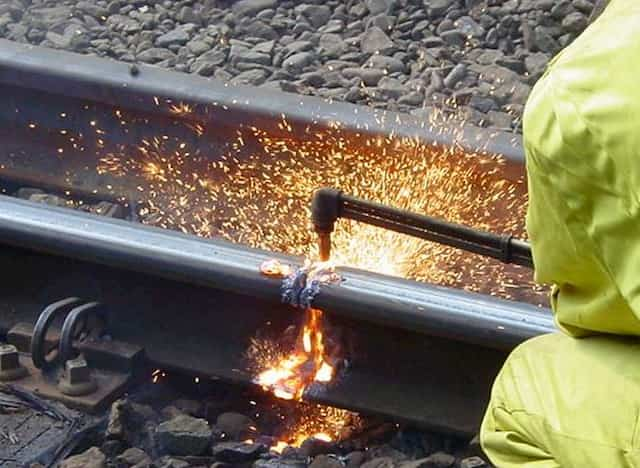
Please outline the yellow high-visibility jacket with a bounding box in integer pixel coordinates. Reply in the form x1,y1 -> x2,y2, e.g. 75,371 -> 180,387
481,0 -> 640,465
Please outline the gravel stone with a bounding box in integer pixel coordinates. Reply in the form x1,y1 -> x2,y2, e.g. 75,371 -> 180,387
254,459 -> 308,468
212,442 -> 267,463
469,95 -> 498,113
61,447 -> 106,468
186,40 -> 210,56
344,87 -> 363,102
573,0 -> 594,15
232,0 -> 278,17
231,69 -> 270,85
253,40 -> 275,55
29,193 -> 69,207
459,456 -> 487,468
242,21 -> 278,40
198,48 -> 228,66
156,27 -> 190,48
45,31 -> 74,49
524,52 -> 549,79
366,54 -> 405,73
360,26 -> 394,54
399,452 -> 456,467
425,0 -> 456,18
361,458 -> 395,468
156,415 -> 212,456
443,63 -> 466,88
475,49 -> 502,65
296,4 -> 332,28
488,110 -> 513,128
454,16 -> 485,38
310,455 -> 344,468
234,51 -> 272,66
28,6 -> 72,28
495,57 -> 524,73
551,0 -> 575,19
176,6 -> 199,25
91,201 -> 126,219
14,187 -> 44,200
377,76 -> 409,98
346,451 -> 366,467
283,40 -> 313,56
138,47 -> 175,64
398,91 -> 425,106
115,447 -> 151,467
154,456 -> 189,468
171,399 -> 203,418
301,71 -> 326,86
75,1 -> 108,19
439,29 -> 466,47
367,14 -> 396,32
533,26 -> 560,53
342,67 -> 385,85
436,19 -> 454,35
319,33 -> 347,58
216,412 -> 256,440
562,11 -> 588,33
283,52 -> 315,72
366,0 -> 396,15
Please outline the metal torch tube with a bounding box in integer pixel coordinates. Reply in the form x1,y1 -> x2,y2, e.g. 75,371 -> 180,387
339,194 -> 533,268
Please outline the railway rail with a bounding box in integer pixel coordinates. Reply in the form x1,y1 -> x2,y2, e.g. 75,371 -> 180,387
0,40 -> 555,438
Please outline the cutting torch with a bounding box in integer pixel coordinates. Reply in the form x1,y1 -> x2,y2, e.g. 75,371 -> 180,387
311,187 -> 533,268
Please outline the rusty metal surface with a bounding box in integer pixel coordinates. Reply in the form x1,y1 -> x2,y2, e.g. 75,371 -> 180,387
6,322 -> 144,413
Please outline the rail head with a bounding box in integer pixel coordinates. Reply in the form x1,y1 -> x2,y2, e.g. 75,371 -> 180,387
0,195 -> 555,350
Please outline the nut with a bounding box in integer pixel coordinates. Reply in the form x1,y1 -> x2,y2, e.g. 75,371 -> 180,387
66,357 -> 91,384
0,344 -> 28,381
58,356 -> 97,396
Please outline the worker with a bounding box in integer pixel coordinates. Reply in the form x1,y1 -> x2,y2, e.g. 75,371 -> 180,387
480,0 -> 640,466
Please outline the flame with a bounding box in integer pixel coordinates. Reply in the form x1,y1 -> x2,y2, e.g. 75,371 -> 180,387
271,441 -> 289,453
255,308 -> 335,401
312,432 -> 332,442
314,361 -> 334,382
271,431 -> 334,453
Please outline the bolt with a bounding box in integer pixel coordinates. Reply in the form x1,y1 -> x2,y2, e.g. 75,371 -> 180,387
66,357 -> 91,384
58,356 -> 97,396
0,344 -> 19,370
0,344 -> 28,381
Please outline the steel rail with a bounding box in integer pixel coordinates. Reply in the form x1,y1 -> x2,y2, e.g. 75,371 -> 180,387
0,195 -> 555,435
0,40 -> 524,164
0,195 -> 554,350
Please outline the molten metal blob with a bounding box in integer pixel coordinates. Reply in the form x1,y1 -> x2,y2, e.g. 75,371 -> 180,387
255,308 -> 334,401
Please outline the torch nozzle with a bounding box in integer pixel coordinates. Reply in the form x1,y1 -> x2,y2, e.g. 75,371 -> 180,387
317,232 -> 332,262
311,188 -> 342,262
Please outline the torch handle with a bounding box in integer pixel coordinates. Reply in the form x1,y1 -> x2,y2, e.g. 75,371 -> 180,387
311,188 -> 533,269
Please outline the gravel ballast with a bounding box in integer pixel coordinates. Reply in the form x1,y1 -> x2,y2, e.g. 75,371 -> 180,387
0,0 -> 596,132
